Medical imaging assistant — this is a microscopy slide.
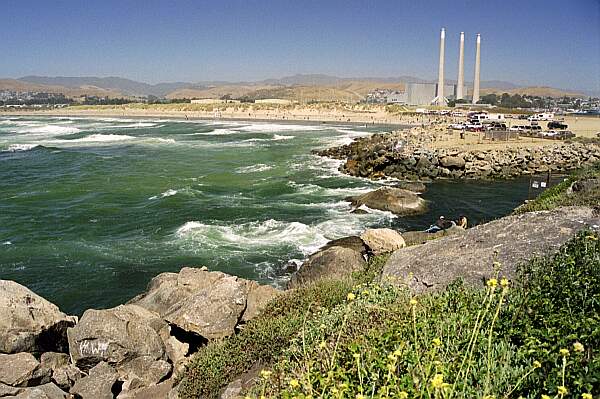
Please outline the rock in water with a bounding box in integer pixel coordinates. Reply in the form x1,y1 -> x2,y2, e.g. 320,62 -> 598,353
67,304 -> 167,371
0,352 -> 51,387
0,280 -> 76,354
360,228 -> 406,255
348,187 -> 427,216
382,206 -> 600,293
288,246 -> 366,288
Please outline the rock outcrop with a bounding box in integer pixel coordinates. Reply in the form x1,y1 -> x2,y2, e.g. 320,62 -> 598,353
67,304 -> 167,371
382,206 -> 600,293
0,281 -> 76,354
288,246 -> 366,288
347,187 -> 427,215
360,228 -> 406,255
70,362 -> 119,399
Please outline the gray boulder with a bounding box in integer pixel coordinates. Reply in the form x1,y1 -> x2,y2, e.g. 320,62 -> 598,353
288,246 -> 366,288
67,304 -> 167,371
360,228 -> 405,255
117,378 -> 174,399
382,207 -> 600,293
394,181 -> 427,193
348,187 -> 427,216
440,156 -> 466,168
401,225 -> 466,247
131,268 -> 280,340
12,383 -> 67,399
70,362 -> 118,399
0,352 -> 50,387
0,280 -> 76,354
0,383 -> 21,396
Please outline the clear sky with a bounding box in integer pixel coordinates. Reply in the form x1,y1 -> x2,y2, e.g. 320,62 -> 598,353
2,0 -> 599,92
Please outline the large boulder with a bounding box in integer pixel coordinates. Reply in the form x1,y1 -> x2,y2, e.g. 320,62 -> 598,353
67,304 -> 167,371
70,362 -> 119,399
130,268 -> 280,340
347,187 -> 427,216
394,181 -> 427,193
440,156 -> 466,168
164,275 -> 248,340
117,356 -> 171,391
401,225 -> 466,246
382,207 -> 600,293
288,246 -> 366,288
360,228 -> 406,255
0,352 -> 51,387
0,281 -> 76,354
117,378 -> 174,399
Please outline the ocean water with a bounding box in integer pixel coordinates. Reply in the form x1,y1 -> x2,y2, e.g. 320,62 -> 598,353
0,116 -> 538,314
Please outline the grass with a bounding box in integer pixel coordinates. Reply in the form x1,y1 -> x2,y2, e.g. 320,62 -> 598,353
514,162 -> 600,214
179,231 -> 599,398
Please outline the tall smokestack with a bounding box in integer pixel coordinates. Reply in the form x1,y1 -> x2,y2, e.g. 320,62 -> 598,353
436,28 -> 446,106
472,33 -> 481,104
456,32 -> 465,100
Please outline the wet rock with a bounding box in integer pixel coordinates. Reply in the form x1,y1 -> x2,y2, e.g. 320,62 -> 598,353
70,362 -> 119,399
394,181 -> 427,193
348,187 -> 427,216
0,280 -> 76,354
67,304 -> 167,371
360,229 -> 406,255
288,246 -> 366,288
383,207 -> 600,293
0,352 -> 51,387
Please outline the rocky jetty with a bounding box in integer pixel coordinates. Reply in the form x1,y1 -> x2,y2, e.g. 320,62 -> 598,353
0,268 -> 280,399
315,130 -> 600,180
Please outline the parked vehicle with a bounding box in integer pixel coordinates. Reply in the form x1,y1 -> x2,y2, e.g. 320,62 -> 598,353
449,123 -> 466,130
548,121 -> 568,129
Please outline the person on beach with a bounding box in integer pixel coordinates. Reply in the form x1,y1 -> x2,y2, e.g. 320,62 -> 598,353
456,215 -> 468,229
425,216 -> 454,233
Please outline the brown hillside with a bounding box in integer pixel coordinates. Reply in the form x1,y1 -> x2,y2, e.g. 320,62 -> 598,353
0,79 -> 125,98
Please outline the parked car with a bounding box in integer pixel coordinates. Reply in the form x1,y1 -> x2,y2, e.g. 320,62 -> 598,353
466,123 -> 484,132
548,121 -> 568,129
486,122 -> 507,131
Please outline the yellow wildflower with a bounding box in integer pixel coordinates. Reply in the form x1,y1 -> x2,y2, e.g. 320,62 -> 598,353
352,353 -> 360,360
347,292 -> 356,301
487,278 -> 498,288
432,338 -> 442,346
585,235 -> 598,241
398,392 -> 408,399
533,360 -> 542,368
289,379 -> 300,388
387,363 -> 395,372
493,261 -> 502,268
260,369 -> 272,379
409,298 -> 417,306
500,277 -> 509,288
331,387 -> 339,394
338,383 -> 348,389
319,341 -> 327,349
573,342 -> 584,352
482,395 -> 495,399
356,394 -> 365,399
430,374 -> 444,389
558,386 -> 568,395
393,349 -> 402,356
362,290 -> 370,296
387,353 -> 397,362
542,395 -> 551,399
560,348 -> 570,357
581,393 -> 592,399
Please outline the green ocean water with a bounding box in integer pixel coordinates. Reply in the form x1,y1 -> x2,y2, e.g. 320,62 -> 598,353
0,116 -> 537,314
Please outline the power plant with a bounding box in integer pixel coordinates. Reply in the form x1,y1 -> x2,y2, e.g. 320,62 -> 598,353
381,28 -> 481,106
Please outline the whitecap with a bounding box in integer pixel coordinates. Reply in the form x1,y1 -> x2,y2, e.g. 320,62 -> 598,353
17,125 -> 81,135
273,134 -> 295,140
235,164 -> 273,174
236,123 -> 325,132
2,241 -> 12,245
4,144 -> 39,152
57,134 -> 136,143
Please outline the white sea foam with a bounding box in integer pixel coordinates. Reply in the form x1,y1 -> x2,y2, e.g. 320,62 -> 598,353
17,125 -> 81,135
58,134 -> 136,143
2,241 -> 12,245
236,123 -> 325,132
4,144 -> 40,152
235,164 -> 273,174
175,218 -> 330,256
273,134 -> 295,140
287,181 -> 373,197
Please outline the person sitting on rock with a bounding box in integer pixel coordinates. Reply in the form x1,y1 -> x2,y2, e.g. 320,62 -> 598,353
425,216 -> 454,233
456,216 -> 468,229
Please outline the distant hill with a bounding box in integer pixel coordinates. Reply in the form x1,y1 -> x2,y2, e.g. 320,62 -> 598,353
18,76 -> 190,97
480,86 -> 586,98
0,79 -> 124,98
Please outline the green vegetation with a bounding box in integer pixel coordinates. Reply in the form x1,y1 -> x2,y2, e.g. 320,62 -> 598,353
179,231 -> 599,398
514,162 -> 600,214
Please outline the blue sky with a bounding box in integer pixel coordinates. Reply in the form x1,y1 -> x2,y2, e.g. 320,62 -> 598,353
2,0 -> 599,92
